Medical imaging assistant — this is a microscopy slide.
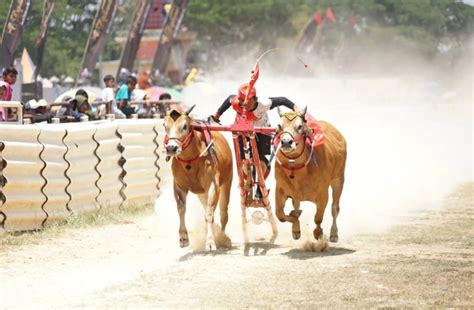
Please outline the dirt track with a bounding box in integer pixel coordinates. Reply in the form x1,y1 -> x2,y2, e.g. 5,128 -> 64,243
1,183 -> 472,308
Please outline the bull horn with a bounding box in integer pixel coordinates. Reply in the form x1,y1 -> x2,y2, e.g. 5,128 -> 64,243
301,106 -> 307,117
277,107 -> 284,117
301,106 -> 308,121
186,104 -> 196,115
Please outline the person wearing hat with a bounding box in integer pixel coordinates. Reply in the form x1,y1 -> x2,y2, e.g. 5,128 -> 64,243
211,83 -> 296,199
25,99 -> 52,123
70,89 -> 92,121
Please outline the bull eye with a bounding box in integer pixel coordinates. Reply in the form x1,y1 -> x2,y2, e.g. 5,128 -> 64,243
296,124 -> 302,131
183,124 -> 188,131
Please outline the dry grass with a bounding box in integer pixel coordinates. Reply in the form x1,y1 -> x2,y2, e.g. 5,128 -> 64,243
0,203 -> 155,250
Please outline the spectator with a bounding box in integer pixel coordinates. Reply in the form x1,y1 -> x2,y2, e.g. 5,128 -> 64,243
1,67 -> 18,121
137,71 -> 151,90
70,89 -> 92,121
159,92 -> 179,111
25,99 -> 53,123
102,75 -> 125,119
159,93 -> 171,100
115,75 -> 137,118
2,67 -> 17,101
0,81 -> 7,120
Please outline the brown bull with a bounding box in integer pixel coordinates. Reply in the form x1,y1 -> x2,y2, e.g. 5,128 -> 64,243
164,106 -> 233,249
274,108 -> 347,242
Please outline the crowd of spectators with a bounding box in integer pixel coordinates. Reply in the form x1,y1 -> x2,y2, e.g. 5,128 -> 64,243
0,67 -> 176,124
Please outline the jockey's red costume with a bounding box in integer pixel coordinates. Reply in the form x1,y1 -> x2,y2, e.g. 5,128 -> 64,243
212,83 -> 297,163
211,64 -> 297,199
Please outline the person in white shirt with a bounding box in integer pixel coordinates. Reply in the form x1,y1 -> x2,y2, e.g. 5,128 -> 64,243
102,75 -> 126,119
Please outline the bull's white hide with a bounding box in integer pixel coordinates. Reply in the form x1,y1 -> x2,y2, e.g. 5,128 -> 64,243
94,122 -> 123,208
61,123 -> 99,214
116,120 -> 160,207
36,125 -> 70,225
0,124 -> 46,231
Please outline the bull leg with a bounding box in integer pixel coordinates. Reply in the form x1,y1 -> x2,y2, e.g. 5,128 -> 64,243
275,187 -> 298,224
217,179 -> 232,248
290,200 -> 302,240
313,190 -> 329,240
330,177 -> 344,243
201,181 -> 220,251
174,183 -> 189,247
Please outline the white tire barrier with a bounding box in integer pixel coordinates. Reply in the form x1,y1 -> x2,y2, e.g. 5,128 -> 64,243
93,122 -> 123,208
61,123 -> 100,214
116,120 -> 160,207
0,119 -> 163,232
0,125 -> 46,231
36,124 -> 70,225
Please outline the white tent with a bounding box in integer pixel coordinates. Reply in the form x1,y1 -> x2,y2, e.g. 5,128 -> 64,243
20,48 -> 36,83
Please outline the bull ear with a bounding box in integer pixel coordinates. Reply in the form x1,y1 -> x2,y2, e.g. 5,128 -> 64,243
277,107 -> 284,117
186,104 -> 196,115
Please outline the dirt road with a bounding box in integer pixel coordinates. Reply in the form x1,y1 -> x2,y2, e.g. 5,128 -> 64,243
1,183 -> 472,308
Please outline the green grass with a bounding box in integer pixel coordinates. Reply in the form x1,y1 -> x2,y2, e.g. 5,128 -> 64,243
0,204 -> 155,250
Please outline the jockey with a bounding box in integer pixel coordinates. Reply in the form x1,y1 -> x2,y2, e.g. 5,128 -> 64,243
211,83 -> 296,198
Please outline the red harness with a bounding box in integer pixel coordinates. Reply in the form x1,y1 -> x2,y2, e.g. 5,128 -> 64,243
164,128 -> 201,168
273,121 -> 325,178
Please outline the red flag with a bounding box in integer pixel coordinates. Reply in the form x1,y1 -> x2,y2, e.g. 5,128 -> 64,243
314,11 -> 323,26
326,7 -> 336,23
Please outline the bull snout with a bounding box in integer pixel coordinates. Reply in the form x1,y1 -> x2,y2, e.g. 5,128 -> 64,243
280,137 -> 294,149
166,145 -> 179,154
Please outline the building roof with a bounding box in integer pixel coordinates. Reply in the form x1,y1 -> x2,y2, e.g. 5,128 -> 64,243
145,0 -> 165,29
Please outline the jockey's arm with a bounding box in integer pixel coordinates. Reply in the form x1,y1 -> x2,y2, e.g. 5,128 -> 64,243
269,97 -> 296,111
213,95 -> 234,121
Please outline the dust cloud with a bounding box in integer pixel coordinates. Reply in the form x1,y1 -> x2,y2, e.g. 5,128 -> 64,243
157,46 -> 472,249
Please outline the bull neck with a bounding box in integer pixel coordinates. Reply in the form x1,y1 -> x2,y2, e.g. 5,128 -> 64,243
176,130 -> 202,161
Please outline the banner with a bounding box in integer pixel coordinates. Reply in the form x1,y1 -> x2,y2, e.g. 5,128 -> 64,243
116,0 -> 153,81
314,11 -> 323,26
0,0 -> 31,69
150,0 -> 189,81
34,0 -> 55,80
326,7 -> 336,23
79,0 -> 117,83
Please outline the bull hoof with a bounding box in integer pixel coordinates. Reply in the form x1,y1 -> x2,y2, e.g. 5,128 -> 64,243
217,234 -> 232,249
292,231 -> 301,240
289,210 -> 302,218
313,228 -> 323,240
206,240 -> 216,251
330,235 -> 339,243
179,237 -> 189,248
